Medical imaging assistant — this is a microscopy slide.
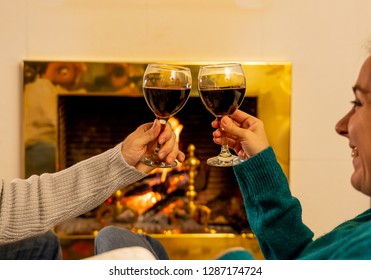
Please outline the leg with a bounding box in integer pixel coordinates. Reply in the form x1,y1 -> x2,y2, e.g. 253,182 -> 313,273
94,226 -> 169,260
0,231 -> 62,260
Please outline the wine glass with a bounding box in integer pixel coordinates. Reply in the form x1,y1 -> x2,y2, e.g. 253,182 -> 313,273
198,63 -> 246,167
142,64 -> 192,168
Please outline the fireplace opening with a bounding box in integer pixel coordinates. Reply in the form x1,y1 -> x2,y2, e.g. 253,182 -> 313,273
56,94 -> 257,235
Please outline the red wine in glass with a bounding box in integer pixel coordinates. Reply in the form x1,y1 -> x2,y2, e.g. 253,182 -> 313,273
198,63 -> 246,167
143,87 -> 191,119
142,64 -> 191,168
198,87 -> 245,117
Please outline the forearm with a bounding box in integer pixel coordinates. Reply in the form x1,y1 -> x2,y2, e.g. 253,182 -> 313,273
234,147 -> 313,259
0,143 -> 146,244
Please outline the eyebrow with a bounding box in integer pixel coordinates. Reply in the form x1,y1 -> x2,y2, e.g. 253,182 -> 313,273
352,85 -> 370,95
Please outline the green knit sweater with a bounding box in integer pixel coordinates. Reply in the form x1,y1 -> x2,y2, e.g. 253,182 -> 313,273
230,147 -> 371,260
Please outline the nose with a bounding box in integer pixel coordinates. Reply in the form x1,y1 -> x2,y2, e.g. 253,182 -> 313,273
335,109 -> 352,137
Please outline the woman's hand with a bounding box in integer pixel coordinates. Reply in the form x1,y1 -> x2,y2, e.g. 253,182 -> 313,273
212,110 -> 270,160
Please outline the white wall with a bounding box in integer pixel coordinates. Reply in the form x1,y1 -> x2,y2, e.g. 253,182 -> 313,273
0,0 -> 370,238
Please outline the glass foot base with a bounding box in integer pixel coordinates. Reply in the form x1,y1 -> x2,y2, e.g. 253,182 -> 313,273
206,155 -> 242,167
141,156 -> 177,168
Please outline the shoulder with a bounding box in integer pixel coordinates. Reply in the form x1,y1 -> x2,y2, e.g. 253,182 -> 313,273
332,218 -> 371,259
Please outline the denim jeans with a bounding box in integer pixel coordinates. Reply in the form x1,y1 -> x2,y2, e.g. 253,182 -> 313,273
0,231 -> 62,260
94,226 -> 169,260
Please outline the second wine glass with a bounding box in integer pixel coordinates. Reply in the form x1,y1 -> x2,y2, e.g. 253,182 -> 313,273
142,64 -> 192,168
198,63 -> 246,167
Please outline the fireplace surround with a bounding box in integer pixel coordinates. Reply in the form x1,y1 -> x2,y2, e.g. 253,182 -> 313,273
22,60 -> 291,259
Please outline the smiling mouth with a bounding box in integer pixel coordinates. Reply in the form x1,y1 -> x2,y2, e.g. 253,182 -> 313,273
351,147 -> 359,158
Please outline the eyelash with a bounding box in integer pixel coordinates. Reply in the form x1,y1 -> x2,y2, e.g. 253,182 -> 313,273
351,100 -> 362,107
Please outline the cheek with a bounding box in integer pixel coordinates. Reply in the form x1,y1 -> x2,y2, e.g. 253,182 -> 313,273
350,112 -> 371,190
348,110 -> 371,142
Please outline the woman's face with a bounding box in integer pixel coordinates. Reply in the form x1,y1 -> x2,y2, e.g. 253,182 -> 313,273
336,55 -> 371,197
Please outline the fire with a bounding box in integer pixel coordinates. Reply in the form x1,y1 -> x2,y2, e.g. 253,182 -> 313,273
168,117 -> 183,143
122,191 -> 162,214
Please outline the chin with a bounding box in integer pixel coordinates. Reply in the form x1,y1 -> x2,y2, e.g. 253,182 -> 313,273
351,177 -> 371,196
350,173 -> 362,192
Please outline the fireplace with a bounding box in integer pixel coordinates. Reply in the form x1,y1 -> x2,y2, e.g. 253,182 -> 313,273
56,94 -> 257,235
23,60 -> 291,259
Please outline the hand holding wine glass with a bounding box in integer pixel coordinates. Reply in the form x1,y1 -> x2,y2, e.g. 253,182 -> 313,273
198,63 -> 246,167
142,64 -> 192,168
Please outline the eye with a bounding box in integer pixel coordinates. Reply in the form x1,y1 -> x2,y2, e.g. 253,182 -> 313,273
350,99 -> 362,108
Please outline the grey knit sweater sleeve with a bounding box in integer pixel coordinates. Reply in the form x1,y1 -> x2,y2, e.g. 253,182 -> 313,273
0,143 -> 147,244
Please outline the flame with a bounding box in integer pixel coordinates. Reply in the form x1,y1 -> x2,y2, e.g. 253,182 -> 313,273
168,117 -> 183,143
160,169 -> 168,183
122,192 -> 162,214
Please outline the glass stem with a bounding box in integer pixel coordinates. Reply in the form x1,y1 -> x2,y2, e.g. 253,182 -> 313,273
153,118 -> 167,158
218,117 -> 233,159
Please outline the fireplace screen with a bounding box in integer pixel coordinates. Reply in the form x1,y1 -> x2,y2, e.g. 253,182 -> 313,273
22,61 -> 291,236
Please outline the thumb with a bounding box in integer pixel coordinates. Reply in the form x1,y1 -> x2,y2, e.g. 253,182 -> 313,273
141,119 -> 161,144
220,116 -> 246,139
